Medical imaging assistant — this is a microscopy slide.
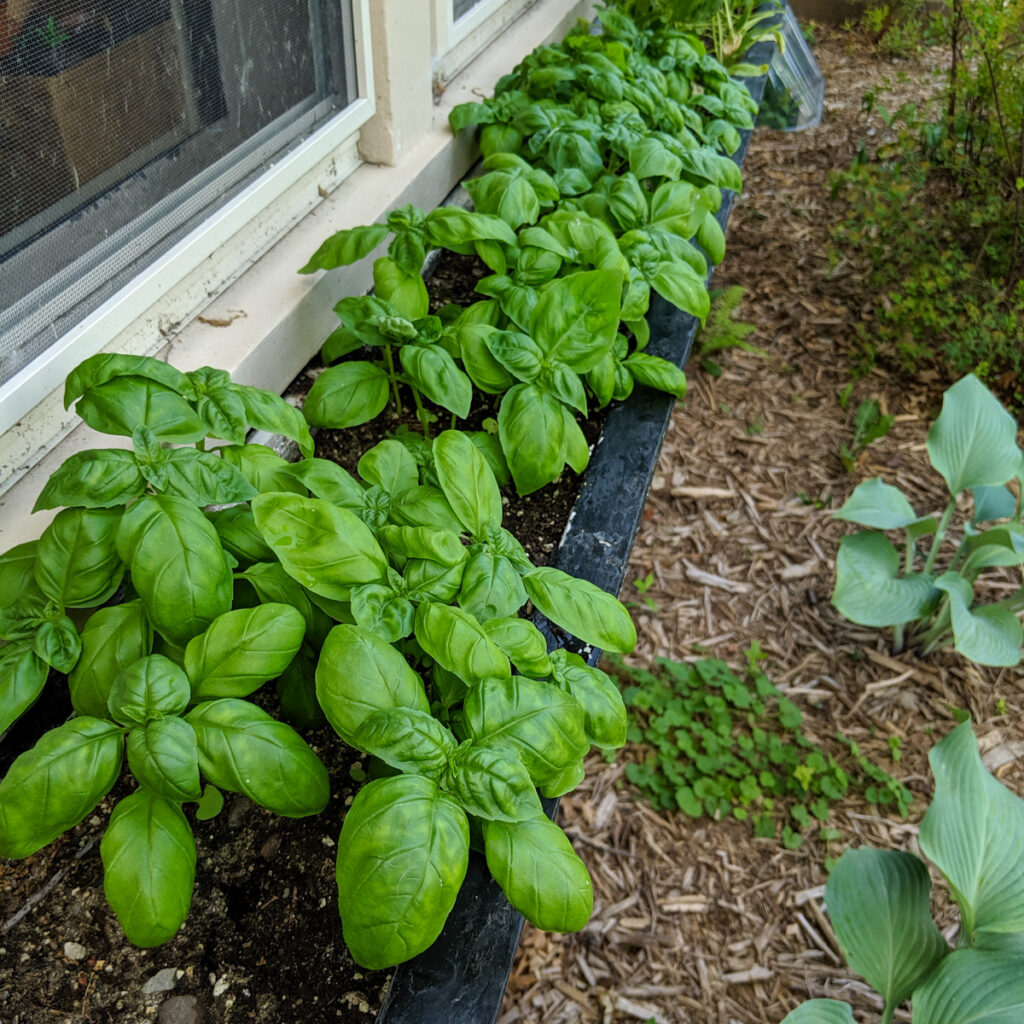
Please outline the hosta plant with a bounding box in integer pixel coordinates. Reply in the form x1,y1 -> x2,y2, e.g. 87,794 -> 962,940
779,720 -> 1024,1024
831,374 -> 1024,666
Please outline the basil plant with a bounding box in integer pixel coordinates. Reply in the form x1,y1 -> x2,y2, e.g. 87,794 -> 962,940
780,720 -> 1024,1024
832,374 -> 1024,666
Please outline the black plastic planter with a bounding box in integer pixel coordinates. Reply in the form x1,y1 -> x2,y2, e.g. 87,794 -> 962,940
376,50 -> 772,1024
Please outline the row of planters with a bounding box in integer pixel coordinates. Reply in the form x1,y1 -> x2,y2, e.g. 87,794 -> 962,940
0,5 -> 769,1022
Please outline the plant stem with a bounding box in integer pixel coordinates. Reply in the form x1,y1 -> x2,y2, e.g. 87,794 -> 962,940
412,387 -> 431,441
923,498 -> 957,576
384,345 -> 402,416
881,1004 -> 895,1024
892,622 -> 905,654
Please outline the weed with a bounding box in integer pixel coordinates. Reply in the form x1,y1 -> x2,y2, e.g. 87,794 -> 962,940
839,398 -> 894,471
695,286 -> 768,377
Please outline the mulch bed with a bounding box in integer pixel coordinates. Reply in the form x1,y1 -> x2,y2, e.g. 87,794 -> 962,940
499,26 -> 1024,1024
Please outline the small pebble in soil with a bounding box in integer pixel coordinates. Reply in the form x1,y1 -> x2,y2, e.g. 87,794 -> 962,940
212,976 -> 231,998
63,942 -> 87,961
143,968 -> 180,995
158,994 -> 206,1024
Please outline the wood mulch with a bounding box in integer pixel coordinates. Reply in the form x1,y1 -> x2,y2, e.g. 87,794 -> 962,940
500,27 -> 1024,1024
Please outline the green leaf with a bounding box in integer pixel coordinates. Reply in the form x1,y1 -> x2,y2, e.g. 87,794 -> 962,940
433,430 -> 503,536
934,573 -> 1022,667
825,848 -> 948,1006
315,623 -> 429,746
0,718 -> 124,859
919,721 -> 1024,937
927,375 -> 1022,495
186,699 -> 329,817
463,676 -> 586,787
207,505 -> 275,566
236,385 -> 315,459
549,650 -> 627,748
445,741 -> 542,822
117,495 -> 233,646
523,566 -> 636,653
126,717 -> 202,802
64,354 -> 192,410
35,508 -> 124,608
373,257 -> 429,320
483,815 -> 593,930
832,532 -> 938,627
185,604 -> 306,699
624,353 -> 687,399
160,449 -> 257,505
350,583 -> 415,642
107,654 -> 191,726
336,774 -> 469,970
482,616 -> 552,678
629,137 -> 683,180
458,324 -> 517,394
454,551 -> 525,621
834,478 -> 919,530
913,949 -> 1024,1024
778,1001 -> 856,1024
972,485 -> 1017,524
68,601 -> 153,718
101,789 -> 196,947
299,223 -> 389,273
33,450 -> 146,510
303,361 -> 390,429
75,378 -> 207,444
426,207 -> 517,250
358,440 -> 419,496
530,270 -> 623,373
252,492 -> 387,601
351,708 -> 456,777
219,444 -> 306,495
650,260 -> 711,320
498,384 -> 566,495
379,526 -> 467,568
33,614 -> 81,673
0,643 -> 48,735
401,344 -> 473,418
414,602 -> 511,685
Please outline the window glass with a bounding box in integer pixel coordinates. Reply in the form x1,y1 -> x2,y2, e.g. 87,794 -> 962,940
0,0 -> 357,387
453,0 -> 484,22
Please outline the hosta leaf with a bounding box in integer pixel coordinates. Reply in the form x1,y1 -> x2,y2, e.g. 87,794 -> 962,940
934,573 -> 1022,667
825,848 -> 948,1006
779,1001 -> 856,1024
834,478 -> 919,530
523,566 -> 636,653
483,815 -> 593,931
832,531 -> 938,627
337,775 -> 469,969
927,375 -> 1021,495
919,721 -> 1024,937
913,949 -> 1024,1024
102,790 -> 196,947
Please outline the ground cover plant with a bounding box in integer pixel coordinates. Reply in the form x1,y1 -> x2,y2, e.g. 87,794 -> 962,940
831,373 -> 1024,666
779,721 -> 1024,1024
608,647 -> 910,849
298,5 -> 758,493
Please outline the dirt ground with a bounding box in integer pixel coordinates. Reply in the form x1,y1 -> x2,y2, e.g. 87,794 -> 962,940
500,27 -> 1024,1024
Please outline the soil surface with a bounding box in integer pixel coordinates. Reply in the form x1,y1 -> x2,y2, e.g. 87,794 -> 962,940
500,26 -> 1024,1024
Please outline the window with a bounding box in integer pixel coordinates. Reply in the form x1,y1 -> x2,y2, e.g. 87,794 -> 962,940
0,0 -> 366,407
433,0 -> 537,86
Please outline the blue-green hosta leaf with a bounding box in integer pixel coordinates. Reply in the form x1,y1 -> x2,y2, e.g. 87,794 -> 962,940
483,815 -> 593,931
934,573 -> 1022,667
927,375 -> 1021,495
832,531 -> 939,627
972,485 -> 1018,525
337,775 -> 469,969
779,1001 -> 856,1024
834,478 -> 919,530
315,624 -> 429,747
825,849 -> 948,1006
913,949 -> 1024,1024
919,721 -> 1024,937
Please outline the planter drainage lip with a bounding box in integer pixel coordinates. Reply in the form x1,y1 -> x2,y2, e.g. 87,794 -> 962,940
376,49 -> 772,1024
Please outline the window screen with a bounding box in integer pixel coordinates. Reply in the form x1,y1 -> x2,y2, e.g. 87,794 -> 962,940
453,0 -> 486,22
0,0 -> 357,388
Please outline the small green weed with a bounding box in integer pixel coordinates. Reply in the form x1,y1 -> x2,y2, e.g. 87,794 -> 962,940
629,572 -> 659,612
695,286 -> 767,377
839,398 -> 894,471
607,653 -> 912,848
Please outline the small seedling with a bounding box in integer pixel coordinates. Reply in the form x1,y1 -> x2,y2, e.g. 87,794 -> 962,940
695,286 -> 767,377
840,398 -> 894,471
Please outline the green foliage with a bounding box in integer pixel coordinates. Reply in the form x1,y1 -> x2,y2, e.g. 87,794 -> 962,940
694,285 -> 767,376
780,721 -> 1024,1024
839,398 -> 894,471
832,374 -> 1024,666
608,651 -> 911,847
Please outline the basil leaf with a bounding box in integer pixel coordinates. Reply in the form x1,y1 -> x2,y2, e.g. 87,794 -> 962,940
483,815 -> 593,930
358,440 -> 420,496
286,457 -> 366,507
351,583 -> 415,642
624,353 -> 687,400
219,444 -> 307,495
126,717 -> 202,802
75,378 -> 207,444
117,495 -> 234,646
402,344 -> 473,418
403,557 -> 466,603
64,354 -> 192,409
33,614 -> 82,673
208,505 -> 276,566
0,718 -> 124,859
315,623 -> 430,746
379,525 -> 467,568
391,485 -> 465,533
304,361 -> 390,429
524,566 -> 637,653
239,562 -> 332,644
445,741 -> 542,822
101,789 -> 196,947
458,324 -> 517,394
252,492 -> 387,600
434,430 -> 503,537
161,449 -> 257,505
373,257 -> 429,320
351,708 -> 457,776
235,385 -> 315,459
414,602 -> 511,685
35,507 -> 124,608
483,617 -> 552,678
186,699 -> 329,817
0,642 -> 49,735
426,207 -> 517,250
498,384 -> 566,495
69,601 -> 153,718
33,450 -> 146,511
107,654 -> 191,726
299,222 -> 389,273
530,270 -> 623,373
185,604 -> 307,700
549,650 -> 626,748
458,551 -> 528,622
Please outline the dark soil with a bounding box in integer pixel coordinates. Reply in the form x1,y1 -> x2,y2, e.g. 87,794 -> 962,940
0,250 -> 607,1023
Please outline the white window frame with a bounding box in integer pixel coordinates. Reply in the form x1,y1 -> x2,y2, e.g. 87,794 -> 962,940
431,0 -> 540,86
0,0 -> 374,442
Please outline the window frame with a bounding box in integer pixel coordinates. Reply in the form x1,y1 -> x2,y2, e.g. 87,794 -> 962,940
0,0 -> 374,440
431,0 -> 539,85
